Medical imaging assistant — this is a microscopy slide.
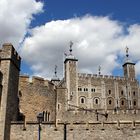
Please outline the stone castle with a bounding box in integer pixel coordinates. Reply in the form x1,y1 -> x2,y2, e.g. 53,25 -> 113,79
0,43 -> 140,140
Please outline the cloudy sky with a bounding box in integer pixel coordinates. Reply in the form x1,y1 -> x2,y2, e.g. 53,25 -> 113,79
1,0 -> 140,80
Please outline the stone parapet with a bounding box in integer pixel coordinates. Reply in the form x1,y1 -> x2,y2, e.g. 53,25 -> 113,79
10,120 -> 140,140
19,75 -> 49,87
0,43 -> 21,70
78,73 -> 138,82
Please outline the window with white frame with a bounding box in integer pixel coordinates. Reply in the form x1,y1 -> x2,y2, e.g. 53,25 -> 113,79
80,96 -> 86,104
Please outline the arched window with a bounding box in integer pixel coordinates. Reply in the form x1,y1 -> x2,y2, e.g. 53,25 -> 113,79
94,98 -> 100,105
81,98 -> 84,103
95,99 -> 98,104
121,90 -> 123,95
109,100 -> 112,105
108,90 -> 111,94
121,100 -> 124,105
134,101 -> 136,106
91,88 -> 96,92
133,91 -> 135,96
78,87 -> 82,91
84,88 -> 88,92
80,97 -> 85,104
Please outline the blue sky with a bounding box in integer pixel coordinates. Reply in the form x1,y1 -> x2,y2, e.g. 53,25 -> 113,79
31,0 -> 140,26
1,0 -> 140,80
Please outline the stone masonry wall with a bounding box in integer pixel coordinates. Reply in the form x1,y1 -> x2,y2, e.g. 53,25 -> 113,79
0,43 -> 21,140
77,73 -> 139,110
57,108 -> 140,123
10,121 -> 140,140
19,75 -> 56,121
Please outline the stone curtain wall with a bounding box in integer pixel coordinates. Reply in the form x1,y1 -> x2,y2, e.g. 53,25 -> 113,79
19,75 -> 56,121
57,109 -> 140,123
10,121 -> 140,140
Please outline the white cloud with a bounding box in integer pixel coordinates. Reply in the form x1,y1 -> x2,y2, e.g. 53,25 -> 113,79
0,0 -> 43,47
1,1 -> 140,80
21,15 -> 140,79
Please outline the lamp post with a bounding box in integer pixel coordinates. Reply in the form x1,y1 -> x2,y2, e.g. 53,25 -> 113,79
37,113 -> 43,140
64,123 -> 67,140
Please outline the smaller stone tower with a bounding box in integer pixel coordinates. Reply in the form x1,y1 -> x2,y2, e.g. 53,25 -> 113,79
0,43 -> 21,140
123,47 -> 135,79
64,42 -> 78,107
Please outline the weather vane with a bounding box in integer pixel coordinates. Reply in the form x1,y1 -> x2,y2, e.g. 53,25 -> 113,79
125,46 -> 129,58
98,65 -> 101,75
69,41 -> 73,55
54,65 -> 57,77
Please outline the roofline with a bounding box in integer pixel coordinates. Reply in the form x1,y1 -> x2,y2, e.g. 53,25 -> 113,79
122,62 -> 135,67
64,58 -> 78,63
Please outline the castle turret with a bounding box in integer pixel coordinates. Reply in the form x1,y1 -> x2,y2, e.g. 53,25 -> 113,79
64,42 -> 78,107
0,43 -> 21,140
123,47 -> 135,79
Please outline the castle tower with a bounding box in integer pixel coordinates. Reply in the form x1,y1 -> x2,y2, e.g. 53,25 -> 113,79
123,47 -> 135,79
0,43 -> 21,140
122,47 -> 136,110
64,42 -> 78,107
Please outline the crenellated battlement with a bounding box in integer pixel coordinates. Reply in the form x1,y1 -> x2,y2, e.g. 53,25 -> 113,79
10,120 -> 140,140
19,75 -> 30,82
78,73 -> 137,82
0,43 -> 21,70
11,120 -> 140,127
19,75 -> 51,87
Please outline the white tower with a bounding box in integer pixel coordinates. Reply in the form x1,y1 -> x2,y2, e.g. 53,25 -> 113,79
64,42 -> 78,107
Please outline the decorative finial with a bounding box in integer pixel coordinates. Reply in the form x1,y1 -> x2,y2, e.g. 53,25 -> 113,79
69,41 -> 73,55
125,46 -> 129,58
54,65 -> 57,77
98,65 -> 101,75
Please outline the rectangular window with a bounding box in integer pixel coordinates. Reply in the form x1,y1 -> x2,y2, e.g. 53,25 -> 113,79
78,87 -> 82,91
91,88 -> 95,92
